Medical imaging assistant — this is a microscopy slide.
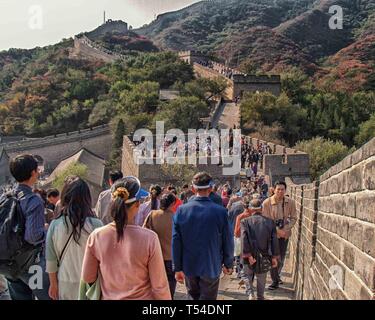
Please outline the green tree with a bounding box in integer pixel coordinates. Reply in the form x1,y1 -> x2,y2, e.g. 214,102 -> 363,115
113,118 -> 126,149
281,68 -> 313,105
160,163 -> 196,186
88,100 -> 116,126
109,118 -> 127,170
182,78 -> 228,101
355,113 -> 375,146
295,137 -> 352,181
118,81 -> 160,115
52,163 -> 88,191
155,97 -> 209,132
241,92 -> 308,145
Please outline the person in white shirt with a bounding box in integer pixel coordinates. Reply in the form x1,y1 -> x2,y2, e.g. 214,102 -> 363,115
95,170 -> 123,225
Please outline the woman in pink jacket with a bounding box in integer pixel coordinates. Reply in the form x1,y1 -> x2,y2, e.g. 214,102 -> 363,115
81,176 -> 171,300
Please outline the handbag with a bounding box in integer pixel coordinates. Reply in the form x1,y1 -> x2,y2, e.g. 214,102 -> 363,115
78,274 -> 101,300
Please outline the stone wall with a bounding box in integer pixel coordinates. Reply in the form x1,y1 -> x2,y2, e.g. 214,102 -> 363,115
72,37 -> 116,63
244,136 -> 310,184
288,137 -> 375,300
232,74 -> 281,97
193,63 -> 234,100
121,133 -> 311,189
121,136 -> 241,189
264,153 -> 310,185
71,36 -> 130,63
121,136 -> 139,178
179,51 -> 208,65
192,61 -> 281,100
6,126 -> 112,172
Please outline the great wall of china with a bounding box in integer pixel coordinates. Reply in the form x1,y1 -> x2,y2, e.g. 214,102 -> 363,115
1,125 -> 112,171
288,138 -> 375,300
178,50 -> 281,100
2,30 -> 374,300
70,35 -> 130,63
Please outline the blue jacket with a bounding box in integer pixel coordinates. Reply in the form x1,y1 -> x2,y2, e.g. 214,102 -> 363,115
172,196 -> 234,278
15,184 -> 45,245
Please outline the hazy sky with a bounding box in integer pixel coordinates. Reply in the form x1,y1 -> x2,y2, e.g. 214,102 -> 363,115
0,0 -> 200,51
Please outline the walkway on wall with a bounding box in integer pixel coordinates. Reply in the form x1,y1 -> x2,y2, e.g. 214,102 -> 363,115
175,253 -> 295,300
216,102 -> 240,129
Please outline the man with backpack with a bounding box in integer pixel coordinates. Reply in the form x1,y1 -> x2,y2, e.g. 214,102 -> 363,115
0,154 -> 50,300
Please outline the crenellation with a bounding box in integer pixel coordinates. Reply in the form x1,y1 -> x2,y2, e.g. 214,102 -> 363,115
288,137 -> 375,300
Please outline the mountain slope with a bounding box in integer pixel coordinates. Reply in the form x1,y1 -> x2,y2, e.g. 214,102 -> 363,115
135,0 -> 375,80
135,0 -> 317,51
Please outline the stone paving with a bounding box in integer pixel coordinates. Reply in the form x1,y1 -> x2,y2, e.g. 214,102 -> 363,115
175,251 -> 295,300
217,102 -> 240,130
0,254 -> 295,301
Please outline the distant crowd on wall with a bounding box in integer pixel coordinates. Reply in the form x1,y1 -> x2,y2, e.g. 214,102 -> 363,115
195,59 -> 246,79
133,131 -> 273,172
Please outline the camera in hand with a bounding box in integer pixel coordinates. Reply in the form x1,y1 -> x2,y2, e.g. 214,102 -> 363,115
275,219 -> 284,229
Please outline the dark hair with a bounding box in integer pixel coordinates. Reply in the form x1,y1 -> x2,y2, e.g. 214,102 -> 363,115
110,177 -> 141,242
59,176 -> 95,243
160,193 -> 176,211
33,188 -> 47,206
150,185 -> 162,210
182,184 -> 189,189
274,181 -> 287,189
168,186 -> 177,195
9,154 -> 38,182
192,172 -> 212,189
47,188 -> 60,198
109,170 -> 123,184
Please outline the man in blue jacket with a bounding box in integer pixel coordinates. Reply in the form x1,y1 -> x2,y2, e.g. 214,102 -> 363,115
172,172 -> 234,300
4,154 -> 50,300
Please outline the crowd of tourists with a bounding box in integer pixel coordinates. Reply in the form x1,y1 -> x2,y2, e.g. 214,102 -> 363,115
195,60 -> 246,79
134,133 -> 274,174
241,138 -> 273,176
0,153 -> 296,300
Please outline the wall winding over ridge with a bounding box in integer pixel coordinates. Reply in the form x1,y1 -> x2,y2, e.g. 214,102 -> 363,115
288,137 -> 375,300
4,125 -> 112,171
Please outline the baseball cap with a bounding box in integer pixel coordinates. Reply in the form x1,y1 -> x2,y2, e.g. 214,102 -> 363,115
111,176 -> 149,204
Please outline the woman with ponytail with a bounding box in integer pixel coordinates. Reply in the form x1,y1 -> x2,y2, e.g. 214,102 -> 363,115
81,177 -> 171,300
143,193 -> 177,298
134,184 -> 162,226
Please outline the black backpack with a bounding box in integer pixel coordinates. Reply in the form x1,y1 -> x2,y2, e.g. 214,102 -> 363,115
0,191 -> 42,280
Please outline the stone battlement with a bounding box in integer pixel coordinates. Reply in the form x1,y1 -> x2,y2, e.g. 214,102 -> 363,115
72,35 -> 128,63
182,50 -> 282,98
232,74 -> 281,84
243,136 -> 310,184
287,137 -> 375,300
